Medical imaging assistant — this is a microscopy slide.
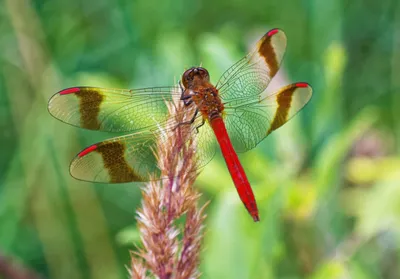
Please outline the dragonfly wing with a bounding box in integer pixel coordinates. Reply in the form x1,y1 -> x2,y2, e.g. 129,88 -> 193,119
48,86 -> 180,132
70,115 -> 216,183
70,132 -> 159,183
224,83 -> 312,152
217,29 -> 286,100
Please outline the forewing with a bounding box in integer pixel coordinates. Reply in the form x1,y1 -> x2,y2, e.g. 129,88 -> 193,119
48,86 -> 179,132
217,29 -> 287,101
223,83 -> 312,152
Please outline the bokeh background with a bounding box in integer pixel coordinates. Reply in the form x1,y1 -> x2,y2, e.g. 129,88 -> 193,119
1,0 -> 400,278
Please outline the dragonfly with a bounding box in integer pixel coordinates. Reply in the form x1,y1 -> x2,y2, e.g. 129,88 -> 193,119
48,28 -> 312,222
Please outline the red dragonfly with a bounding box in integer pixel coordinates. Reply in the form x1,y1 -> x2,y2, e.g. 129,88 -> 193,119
48,29 -> 312,222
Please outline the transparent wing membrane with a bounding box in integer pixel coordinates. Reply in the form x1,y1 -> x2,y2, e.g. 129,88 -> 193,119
224,83 -> 313,152
70,113 -> 216,183
217,29 -> 287,101
48,86 -> 180,132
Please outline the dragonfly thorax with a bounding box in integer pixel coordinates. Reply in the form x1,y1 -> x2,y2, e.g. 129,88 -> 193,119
181,66 -> 224,121
192,87 -> 224,121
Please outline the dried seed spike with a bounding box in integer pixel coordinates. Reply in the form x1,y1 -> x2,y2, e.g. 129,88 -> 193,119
130,87 -> 207,279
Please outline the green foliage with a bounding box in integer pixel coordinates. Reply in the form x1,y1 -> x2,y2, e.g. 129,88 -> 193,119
0,0 -> 399,278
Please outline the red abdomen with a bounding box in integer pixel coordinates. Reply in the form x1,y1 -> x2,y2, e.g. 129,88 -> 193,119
210,116 -> 259,221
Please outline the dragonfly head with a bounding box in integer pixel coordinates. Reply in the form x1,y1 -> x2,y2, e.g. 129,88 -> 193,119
181,67 -> 210,88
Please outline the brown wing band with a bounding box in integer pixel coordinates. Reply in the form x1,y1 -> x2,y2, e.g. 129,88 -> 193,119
75,89 -> 103,130
96,142 -> 144,182
266,86 -> 295,135
258,35 -> 279,77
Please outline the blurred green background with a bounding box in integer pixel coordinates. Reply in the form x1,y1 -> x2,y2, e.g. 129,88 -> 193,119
1,0 -> 400,278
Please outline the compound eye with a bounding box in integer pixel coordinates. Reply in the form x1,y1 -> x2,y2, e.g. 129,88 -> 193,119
183,70 -> 193,81
201,69 -> 210,80
198,68 -> 209,78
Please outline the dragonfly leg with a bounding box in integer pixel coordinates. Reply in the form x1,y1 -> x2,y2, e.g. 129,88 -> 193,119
174,108 -> 199,131
195,118 -> 206,133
